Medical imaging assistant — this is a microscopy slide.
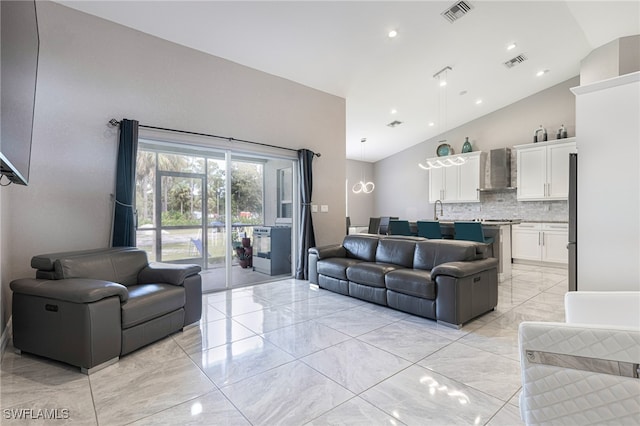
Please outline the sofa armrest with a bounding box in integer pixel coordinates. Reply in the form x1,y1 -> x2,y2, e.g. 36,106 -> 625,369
431,258 -> 498,279
308,244 -> 346,260
10,278 -> 129,304
138,262 -> 201,286
307,244 -> 346,285
433,258 -> 499,327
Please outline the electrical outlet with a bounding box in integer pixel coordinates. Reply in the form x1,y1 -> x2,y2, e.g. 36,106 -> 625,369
321,205 -> 329,213
311,205 -> 318,213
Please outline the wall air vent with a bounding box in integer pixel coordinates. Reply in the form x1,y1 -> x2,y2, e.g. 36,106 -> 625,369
387,120 -> 403,128
441,1 -> 474,23
504,54 -> 528,69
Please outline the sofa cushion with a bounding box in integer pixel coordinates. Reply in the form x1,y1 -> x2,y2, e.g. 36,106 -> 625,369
387,290 -> 436,319
385,269 -> 435,300
54,250 -> 149,286
121,284 -> 185,329
343,235 -> 379,261
346,262 -> 399,287
413,240 -> 485,270
317,258 -> 363,280
349,281 -> 387,305
318,275 -> 349,295
376,239 -> 416,268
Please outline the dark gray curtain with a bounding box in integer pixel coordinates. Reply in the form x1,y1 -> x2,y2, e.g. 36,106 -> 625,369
295,149 -> 316,279
111,119 -> 139,247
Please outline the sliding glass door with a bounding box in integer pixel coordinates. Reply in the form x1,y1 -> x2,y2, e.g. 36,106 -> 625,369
205,157 -> 227,271
136,151 -> 207,265
157,172 -> 206,264
135,141 -> 295,291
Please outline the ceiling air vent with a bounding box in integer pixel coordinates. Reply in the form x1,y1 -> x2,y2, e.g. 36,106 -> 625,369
441,1 -> 474,23
387,120 -> 403,128
504,54 -> 528,69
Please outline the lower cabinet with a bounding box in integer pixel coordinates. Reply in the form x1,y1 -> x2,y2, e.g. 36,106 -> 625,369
512,222 -> 568,265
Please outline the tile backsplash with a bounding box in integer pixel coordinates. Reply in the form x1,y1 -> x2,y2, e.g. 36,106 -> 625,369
440,190 -> 568,222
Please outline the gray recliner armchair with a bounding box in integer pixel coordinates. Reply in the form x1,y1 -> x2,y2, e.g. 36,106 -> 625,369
10,247 -> 202,374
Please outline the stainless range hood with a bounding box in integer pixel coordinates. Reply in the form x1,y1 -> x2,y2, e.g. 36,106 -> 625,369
479,148 -> 516,191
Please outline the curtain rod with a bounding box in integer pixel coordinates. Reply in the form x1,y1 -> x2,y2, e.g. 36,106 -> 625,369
108,119 -> 321,157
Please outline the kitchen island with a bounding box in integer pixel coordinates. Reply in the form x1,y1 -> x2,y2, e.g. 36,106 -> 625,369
438,220 -> 516,282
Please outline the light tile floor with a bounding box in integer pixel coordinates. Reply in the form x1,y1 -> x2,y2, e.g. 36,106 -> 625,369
0,263 -> 568,425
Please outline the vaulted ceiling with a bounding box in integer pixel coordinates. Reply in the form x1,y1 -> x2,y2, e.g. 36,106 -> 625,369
56,1 -> 640,161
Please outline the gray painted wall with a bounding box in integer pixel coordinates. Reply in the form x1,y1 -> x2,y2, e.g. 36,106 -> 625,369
0,0 -> 4,343
1,183 -> 5,343
372,76 -> 579,221
0,2 -> 346,333
581,35 -> 640,85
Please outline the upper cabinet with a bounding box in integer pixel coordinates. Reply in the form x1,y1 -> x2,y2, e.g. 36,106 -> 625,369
428,151 -> 485,203
515,138 -> 577,201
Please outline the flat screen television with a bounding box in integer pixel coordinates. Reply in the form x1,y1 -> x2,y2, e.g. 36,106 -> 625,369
0,0 -> 40,186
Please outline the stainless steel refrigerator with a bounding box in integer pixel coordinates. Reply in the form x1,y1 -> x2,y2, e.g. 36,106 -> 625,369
568,153 -> 577,291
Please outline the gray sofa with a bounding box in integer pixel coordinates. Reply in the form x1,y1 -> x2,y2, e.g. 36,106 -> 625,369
10,247 -> 202,373
309,234 -> 499,327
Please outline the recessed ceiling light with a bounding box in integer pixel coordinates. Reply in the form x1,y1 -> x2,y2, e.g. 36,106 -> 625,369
428,122 -> 435,127
507,42 -> 517,51
475,99 -> 483,105
536,69 -> 549,77
439,80 -> 447,87
388,30 -> 398,38
391,108 -> 397,114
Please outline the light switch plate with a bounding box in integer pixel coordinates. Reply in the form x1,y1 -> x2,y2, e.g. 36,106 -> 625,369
321,205 -> 329,213
311,205 -> 318,213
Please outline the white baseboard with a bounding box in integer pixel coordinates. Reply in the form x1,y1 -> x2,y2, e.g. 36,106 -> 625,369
0,316 -> 12,363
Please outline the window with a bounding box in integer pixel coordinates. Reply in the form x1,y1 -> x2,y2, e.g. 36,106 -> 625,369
277,167 -> 293,218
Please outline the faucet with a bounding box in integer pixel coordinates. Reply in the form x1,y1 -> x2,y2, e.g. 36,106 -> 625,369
434,200 -> 443,220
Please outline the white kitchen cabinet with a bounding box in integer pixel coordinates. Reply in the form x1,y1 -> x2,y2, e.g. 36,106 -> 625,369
512,222 -> 568,265
428,166 -> 445,202
428,151 -> 485,203
511,223 -> 542,261
541,223 -> 569,263
458,154 -> 482,201
515,139 -> 576,201
429,165 -> 457,202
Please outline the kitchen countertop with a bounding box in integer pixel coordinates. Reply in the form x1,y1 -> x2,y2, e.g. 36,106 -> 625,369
436,220 -> 521,226
513,220 -> 568,224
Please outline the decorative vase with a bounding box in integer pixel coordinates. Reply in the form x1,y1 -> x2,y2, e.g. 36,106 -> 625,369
556,124 -> 568,139
462,137 -> 472,153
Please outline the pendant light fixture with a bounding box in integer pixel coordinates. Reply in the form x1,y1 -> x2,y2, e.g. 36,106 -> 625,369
419,66 -> 466,170
352,138 -> 375,194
